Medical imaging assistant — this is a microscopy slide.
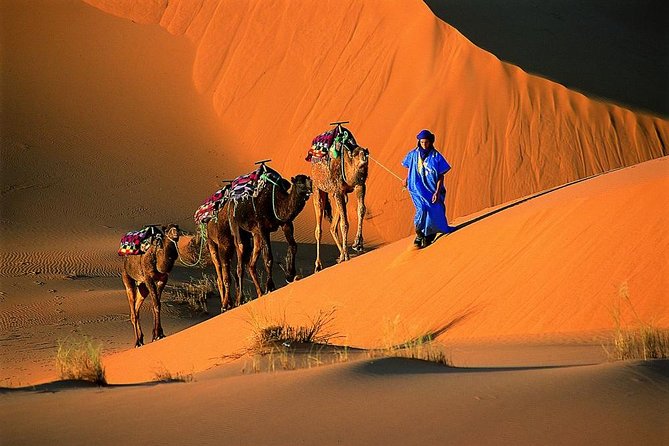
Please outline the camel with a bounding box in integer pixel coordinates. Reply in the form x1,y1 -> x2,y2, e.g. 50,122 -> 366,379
226,169 -> 313,301
121,224 -> 180,347
309,124 -> 369,271
206,200 -> 252,311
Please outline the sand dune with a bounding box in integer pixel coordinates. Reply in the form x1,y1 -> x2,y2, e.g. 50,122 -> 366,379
2,358 -> 668,446
1,1 -> 668,444
424,0 -> 669,116
85,156 -> 667,384
83,0 -> 668,245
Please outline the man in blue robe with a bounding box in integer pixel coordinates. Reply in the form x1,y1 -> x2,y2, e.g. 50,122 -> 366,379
402,129 -> 454,248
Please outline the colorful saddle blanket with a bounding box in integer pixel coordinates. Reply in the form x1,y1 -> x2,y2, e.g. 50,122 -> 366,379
195,165 -> 285,225
118,225 -> 163,256
228,165 -> 284,202
306,126 -> 358,162
194,185 -> 230,225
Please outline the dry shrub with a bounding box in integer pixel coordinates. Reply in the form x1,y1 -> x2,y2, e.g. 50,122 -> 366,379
166,273 -> 215,314
56,336 -> 106,384
370,315 -> 452,366
152,365 -> 194,383
246,307 -> 338,353
239,307 -> 347,373
607,283 -> 669,361
370,333 -> 451,366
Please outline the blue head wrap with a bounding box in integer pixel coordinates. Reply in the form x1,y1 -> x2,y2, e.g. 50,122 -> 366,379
416,129 -> 435,143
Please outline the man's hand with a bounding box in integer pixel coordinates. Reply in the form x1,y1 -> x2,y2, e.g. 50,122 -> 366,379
431,191 -> 439,203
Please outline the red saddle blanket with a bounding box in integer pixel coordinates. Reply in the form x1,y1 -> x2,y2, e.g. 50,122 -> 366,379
118,226 -> 163,256
194,186 -> 230,225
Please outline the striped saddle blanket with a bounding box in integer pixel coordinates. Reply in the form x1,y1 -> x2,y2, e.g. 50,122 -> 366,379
194,165 -> 285,225
118,225 -> 163,256
305,126 -> 358,162
193,185 -> 230,225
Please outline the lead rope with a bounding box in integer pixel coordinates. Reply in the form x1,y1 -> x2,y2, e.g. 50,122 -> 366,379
260,172 -> 284,223
173,224 -> 207,267
369,154 -> 405,183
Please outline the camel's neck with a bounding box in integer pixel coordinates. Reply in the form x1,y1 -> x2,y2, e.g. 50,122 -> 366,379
156,238 -> 178,273
274,187 -> 307,222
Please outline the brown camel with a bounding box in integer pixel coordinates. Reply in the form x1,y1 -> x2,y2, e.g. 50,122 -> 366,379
310,124 -> 369,271
206,200 -> 252,312
227,169 -> 313,301
121,224 -> 180,347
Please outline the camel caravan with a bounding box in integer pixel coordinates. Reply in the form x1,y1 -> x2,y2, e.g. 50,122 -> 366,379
117,122 -> 370,346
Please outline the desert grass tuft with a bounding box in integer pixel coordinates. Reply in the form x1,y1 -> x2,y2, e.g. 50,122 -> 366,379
152,365 -> 194,383
606,283 -> 669,361
370,333 -> 452,366
55,336 -> 106,384
370,316 -> 452,366
166,273 -> 214,314
246,307 -> 339,352
240,307 -> 348,373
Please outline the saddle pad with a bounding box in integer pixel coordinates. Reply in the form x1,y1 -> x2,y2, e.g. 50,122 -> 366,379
228,165 -> 284,202
118,225 -> 163,256
194,185 -> 230,225
305,126 -> 358,162
306,128 -> 336,162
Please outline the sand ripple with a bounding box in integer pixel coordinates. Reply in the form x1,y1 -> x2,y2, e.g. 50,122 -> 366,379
0,251 -> 121,278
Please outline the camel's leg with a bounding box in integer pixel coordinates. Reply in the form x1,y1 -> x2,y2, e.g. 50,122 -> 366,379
329,201 -> 342,253
207,239 -> 228,312
313,189 -> 325,272
219,242 -> 234,312
145,279 -> 165,342
122,272 -> 143,347
230,220 -> 246,307
332,193 -> 349,262
260,230 -> 275,293
282,221 -> 297,282
352,183 -> 366,252
247,231 -> 264,299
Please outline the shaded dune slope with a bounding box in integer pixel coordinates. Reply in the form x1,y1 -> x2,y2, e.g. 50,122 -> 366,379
101,157 -> 668,384
3,359 -> 668,445
424,0 -> 669,117
86,0 -> 668,245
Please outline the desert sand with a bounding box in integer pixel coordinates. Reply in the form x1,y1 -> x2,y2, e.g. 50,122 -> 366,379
1,0 -> 668,444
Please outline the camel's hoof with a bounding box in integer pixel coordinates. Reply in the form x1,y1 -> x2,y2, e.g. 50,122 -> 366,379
314,264 -> 323,273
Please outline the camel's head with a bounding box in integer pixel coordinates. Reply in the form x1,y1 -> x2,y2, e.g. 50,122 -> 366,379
164,224 -> 181,242
290,174 -> 313,202
347,146 -> 369,182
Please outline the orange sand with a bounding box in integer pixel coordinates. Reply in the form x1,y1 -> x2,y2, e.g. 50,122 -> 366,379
1,1 -> 668,444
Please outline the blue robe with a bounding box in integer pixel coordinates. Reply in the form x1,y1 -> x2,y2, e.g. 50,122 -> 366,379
402,147 -> 453,236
